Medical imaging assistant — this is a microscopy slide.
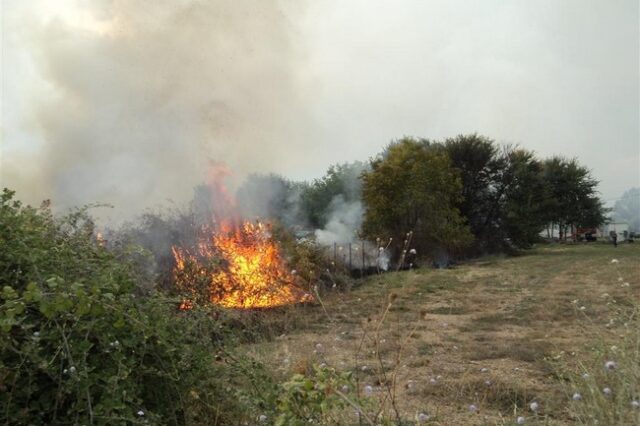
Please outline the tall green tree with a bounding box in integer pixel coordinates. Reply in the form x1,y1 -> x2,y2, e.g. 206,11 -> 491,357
501,149 -> 548,248
541,157 -> 607,239
443,134 -> 547,251
361,138 -> 471,257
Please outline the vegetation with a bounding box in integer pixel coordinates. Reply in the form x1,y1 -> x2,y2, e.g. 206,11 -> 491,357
540,157 -> 608,240
0,132 -> 618,425
248,242 -> 640,424
0,189 -> 255,424
300,162 -> 368,229
361,138 -> 472,257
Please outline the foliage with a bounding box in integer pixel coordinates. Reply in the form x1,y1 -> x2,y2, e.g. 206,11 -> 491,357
301,162 -> 368,228
272,222 -> 352,291
555,263 -> 639,425
444,135 -> 548,252
541,157 -> 608,239
274,365 -> 357,425
361,138 -> 472,258
0,188 -> 247,425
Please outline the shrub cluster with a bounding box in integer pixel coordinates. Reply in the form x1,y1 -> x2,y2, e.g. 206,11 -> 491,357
0,189 -> 247,425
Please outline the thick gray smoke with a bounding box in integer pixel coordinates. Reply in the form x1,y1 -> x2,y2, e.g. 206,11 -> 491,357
4,0 -> 310,220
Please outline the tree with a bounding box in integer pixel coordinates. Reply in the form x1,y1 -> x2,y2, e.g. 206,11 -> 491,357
613,187 -> 640,231
443,134 -> 547,251
541,157 -> 607,239
361,138 -> 471,258
501,149 -> 548,248
300,162 -> 367,228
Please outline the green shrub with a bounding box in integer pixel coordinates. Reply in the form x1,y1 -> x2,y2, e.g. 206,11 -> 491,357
0,189 -> 246,425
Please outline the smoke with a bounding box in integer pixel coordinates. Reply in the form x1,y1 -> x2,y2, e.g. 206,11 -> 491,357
236,174 -> 305,227
3,0 -> 311,220
314,195 -> 362,246
314,195 -> 389,271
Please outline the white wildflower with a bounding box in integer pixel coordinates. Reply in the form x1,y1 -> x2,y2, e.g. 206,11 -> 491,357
484,380 -> 491,387
631,400 -> 639,409
468,404 -> 478,413
137,410 -> 145,416
315,343 -> 324,353
417,412 -> 430,422
579,306 -> 586,311
516,416 -> 526,424
529,401 -> 539,412
291,269 -> 297,275
480,368 -> 488,373
364,385 -> 373,395
429,378 -> 437,385
582,373 -> 590,379
611,259 -> 619,263
604,360 -> 616,370
33,331 -> 40,337
258,414 -> 268,423
603,387 -> 612,396
68,366 -> 76,374
622,282 -> 630,287
572,392 -> 582,401
409,249 -> 417,255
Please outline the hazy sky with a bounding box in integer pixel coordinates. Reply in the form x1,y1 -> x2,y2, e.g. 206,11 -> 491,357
1,0 -> 639,217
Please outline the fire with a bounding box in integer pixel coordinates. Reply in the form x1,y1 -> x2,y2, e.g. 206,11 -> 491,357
171,162 -> 313,309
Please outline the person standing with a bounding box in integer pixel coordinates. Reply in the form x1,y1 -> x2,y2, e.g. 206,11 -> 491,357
610,230 -> 618,247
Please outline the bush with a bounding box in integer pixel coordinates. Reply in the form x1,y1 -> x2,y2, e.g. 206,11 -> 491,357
0,189 -> 247,425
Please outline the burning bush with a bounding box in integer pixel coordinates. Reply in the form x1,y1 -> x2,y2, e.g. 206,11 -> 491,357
172,220 -> 313,309
0,189 -> 256,424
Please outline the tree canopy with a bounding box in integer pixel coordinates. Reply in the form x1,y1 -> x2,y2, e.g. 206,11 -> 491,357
361,138 -> 472,257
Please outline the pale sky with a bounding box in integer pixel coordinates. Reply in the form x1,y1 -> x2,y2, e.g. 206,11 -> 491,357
1,0 -> 639,216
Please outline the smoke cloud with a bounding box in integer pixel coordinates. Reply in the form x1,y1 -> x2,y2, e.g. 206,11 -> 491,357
314,195 -> 362,246
3,0 -> 311,220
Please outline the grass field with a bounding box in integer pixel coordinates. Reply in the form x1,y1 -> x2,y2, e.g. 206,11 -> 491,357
245,242 -> 639,425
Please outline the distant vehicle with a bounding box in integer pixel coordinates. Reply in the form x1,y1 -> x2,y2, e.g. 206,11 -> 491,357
576,227 -> 598,242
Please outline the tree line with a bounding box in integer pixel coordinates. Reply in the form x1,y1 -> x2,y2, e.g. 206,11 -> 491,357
234,134 -> 608,260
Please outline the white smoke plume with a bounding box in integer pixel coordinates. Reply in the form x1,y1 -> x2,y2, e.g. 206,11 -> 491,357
3,0 -> 312,220
314,195 -> 389,271
314,195 -> 362,246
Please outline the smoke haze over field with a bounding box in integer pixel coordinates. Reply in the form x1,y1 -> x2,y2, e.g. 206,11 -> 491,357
2,0 -> 639,218
2,0 -> 312,218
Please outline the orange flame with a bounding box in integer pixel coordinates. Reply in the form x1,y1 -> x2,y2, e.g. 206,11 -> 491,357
172,162 -> 313,309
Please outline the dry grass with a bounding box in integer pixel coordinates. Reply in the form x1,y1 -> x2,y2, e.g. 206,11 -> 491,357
244,242 -> 640,424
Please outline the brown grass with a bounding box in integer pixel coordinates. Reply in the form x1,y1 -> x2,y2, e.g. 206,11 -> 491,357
243,242 -> 640,424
